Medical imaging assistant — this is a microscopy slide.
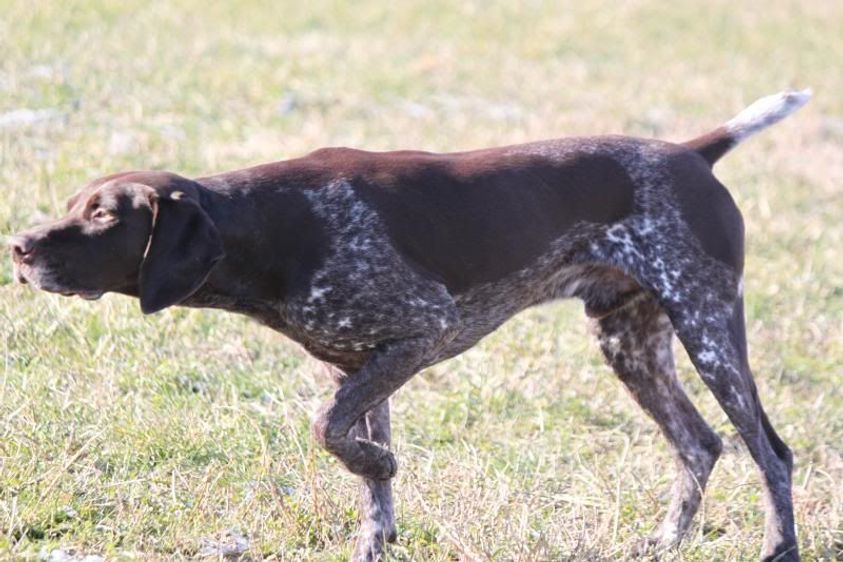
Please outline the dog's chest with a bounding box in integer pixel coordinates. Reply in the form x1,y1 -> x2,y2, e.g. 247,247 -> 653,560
275,181 -> 457,358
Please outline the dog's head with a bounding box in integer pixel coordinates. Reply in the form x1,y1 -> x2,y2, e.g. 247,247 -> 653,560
9,171 -> 224,314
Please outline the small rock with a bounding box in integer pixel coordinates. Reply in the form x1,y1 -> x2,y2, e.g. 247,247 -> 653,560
108,130 -> 139,155
158,124 -> 186,141
0,108 -> 65,130
199,529 -> 250,560
55,505 -> 77,522
278,93 -> 298,116
820,116 -> 843,142
28,64 -> 56,79
484,101 -> 523,121
175,374 -> 207,394
403,101 -> 432,118
38,548 -> 105,562
43,550 -> 72,562
27,64 -> 68,81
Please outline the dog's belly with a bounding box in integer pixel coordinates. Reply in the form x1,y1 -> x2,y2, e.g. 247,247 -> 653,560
434,265 -> 584,364
432,238 -> 644,366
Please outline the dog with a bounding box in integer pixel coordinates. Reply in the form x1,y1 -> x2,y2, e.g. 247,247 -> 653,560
9,89 -> 810,561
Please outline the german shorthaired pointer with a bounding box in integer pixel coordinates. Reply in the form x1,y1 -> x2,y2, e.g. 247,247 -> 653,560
9,89 -> 810,561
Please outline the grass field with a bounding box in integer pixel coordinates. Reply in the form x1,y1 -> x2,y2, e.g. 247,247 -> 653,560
1,1 -> 841,560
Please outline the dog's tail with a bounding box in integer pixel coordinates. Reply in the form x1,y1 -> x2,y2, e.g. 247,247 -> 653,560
683,89 -> 812,166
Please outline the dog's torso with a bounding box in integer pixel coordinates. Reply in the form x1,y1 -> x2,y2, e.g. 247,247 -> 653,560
188,135 -> 737,371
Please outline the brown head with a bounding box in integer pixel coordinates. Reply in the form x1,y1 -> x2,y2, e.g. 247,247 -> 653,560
8,171 -> 224,314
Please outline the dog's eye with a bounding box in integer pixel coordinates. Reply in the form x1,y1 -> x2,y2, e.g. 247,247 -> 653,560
90,208 -> 114,222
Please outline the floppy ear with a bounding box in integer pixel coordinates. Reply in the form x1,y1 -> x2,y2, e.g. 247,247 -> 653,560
66,191 -> 83,212
139,191 -> 224,314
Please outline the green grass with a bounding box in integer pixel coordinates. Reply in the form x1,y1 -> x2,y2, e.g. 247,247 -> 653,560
1,0 -> 841,560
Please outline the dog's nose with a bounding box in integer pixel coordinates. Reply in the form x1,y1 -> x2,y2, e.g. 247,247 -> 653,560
8,235 -> 35,264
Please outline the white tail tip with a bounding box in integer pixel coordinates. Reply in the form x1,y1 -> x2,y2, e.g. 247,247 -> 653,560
725,88 -> 812,142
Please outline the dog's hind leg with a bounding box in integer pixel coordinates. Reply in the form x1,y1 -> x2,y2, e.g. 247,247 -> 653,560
593,293 -> 722,552
664,292 -> 797,562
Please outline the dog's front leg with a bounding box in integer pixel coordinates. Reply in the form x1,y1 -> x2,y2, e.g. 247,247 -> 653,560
351,401 -> 397,562
322,364 -> 397,559
313,337 -> 435,561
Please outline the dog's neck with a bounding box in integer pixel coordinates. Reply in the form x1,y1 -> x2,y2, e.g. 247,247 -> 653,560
180,170 -> 330,315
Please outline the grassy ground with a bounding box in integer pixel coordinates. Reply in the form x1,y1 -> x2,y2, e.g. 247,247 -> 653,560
1,1 -> 841,560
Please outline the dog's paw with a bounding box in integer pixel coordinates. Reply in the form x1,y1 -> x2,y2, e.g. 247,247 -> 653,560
352,524 -> 396,562
760,543 -> 799,562
631,531 -> 680,559
352,536 -> 386,562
